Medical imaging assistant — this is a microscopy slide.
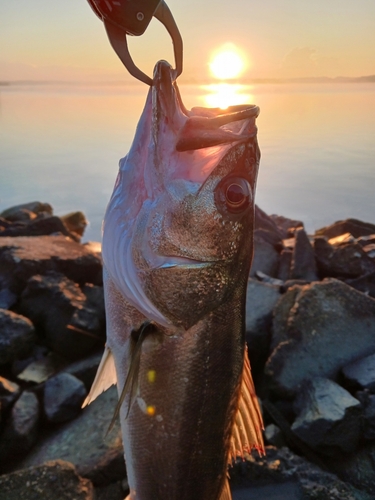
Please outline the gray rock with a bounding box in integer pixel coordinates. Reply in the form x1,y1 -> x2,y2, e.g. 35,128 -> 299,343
0,215 -> 80,241
314,237 -> 375,278
19,273 -> 104,360
269,214 -> 304,238
0,391 -> 39,462
0,202 -> 53,220
316,218 -> 375,239
264,424 -> 286,448
250,233 -> 280,278
266,279 -> 375,397
44,373 -> 87,423
277,248 -> 292,281
0,288 -> 17,309
290,228 -> 318,281
0,460 -> 94,500
345,272 -> 375,299
0,309 -> 36,365
342,353 -> 375,392
16,386 -> 125,486
64,351 -> 103,391
255,206 -> 284,239
362,394 -> 375,440
291,378 -> 361,455
0,235 -> 102,294
245,279 -> 281,374
0,376 -> 21,417
229,446 -> 371,500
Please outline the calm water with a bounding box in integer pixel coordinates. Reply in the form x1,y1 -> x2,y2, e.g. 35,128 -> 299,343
1,82 -> 374,241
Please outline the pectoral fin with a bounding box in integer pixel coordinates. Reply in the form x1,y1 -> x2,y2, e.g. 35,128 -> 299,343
82,345 -> 117,407
228,346 -> 265,462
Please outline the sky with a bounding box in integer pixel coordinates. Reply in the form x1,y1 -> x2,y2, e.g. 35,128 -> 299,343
1,0 -> 375,83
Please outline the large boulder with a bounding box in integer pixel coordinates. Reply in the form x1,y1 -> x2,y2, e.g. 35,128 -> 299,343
0,235 -> 102,294
266,279 -> 375,397
291,378 -> 361,456
0,202 -> 53,220
342,353 -> 375,392
250,233 -> 280,278
15,386 -> 125,486
19,273 -> 104,360
0,460 -> 94,500
315,218 -> 375,239
0,309 -> 36,365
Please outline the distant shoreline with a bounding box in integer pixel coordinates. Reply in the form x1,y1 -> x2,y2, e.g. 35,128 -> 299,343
1,75 -> 375,87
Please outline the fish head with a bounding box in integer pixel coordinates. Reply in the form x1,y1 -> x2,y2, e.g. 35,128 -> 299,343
103,61 -> 260,329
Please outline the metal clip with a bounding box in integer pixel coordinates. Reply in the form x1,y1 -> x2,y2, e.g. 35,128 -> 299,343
87,0 -> 183,85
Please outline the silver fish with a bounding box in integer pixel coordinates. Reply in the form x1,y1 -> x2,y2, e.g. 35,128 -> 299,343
84,60 -> 264,500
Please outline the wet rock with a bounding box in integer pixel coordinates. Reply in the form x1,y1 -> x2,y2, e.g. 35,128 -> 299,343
277,249 -> 292,281
44,373 -> 87,423
229,446 -> 371,500
291,378 -> 361,456
316,218 -> 375,239
342,353 -> 375,392
290,228 -> 318,281
16,386 -> 125,486
19,273 -> 103,360
250,233 -> 280,278
245,279 -> 281,375
0,202 -> 53,220
314,237 -> 375,278
0,376 -> 21,418
0,460 -> 94,500
0,391 -> 39,462
266,279 -> 375,397
0,309 -> 36,365
0,235 -> 102,294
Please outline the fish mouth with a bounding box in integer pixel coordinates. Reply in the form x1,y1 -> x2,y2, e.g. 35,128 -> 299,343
153,256 -> 211,269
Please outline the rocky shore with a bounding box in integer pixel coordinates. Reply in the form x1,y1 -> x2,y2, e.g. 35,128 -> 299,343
1,201 -> 375,499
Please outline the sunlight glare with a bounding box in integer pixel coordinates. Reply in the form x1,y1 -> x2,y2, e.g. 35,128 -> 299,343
209,44 -> 246,80
202,84 -> 253,110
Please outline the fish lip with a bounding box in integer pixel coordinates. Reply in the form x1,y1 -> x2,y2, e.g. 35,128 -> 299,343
152,255 -> 215,269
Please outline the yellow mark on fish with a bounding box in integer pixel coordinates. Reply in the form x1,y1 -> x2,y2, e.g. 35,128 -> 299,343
147,370 -> 156,383
147,405 -> 156,416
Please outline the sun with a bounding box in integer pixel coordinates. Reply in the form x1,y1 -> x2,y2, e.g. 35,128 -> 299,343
209,44 -> 246,80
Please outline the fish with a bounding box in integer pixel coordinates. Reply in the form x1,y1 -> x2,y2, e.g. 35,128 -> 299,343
83,60 -> 264,500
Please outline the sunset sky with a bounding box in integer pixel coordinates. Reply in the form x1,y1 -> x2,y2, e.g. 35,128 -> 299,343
1,0 -> 374,82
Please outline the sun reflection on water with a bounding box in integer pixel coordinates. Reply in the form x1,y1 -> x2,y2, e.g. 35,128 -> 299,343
201,83 -> 253,109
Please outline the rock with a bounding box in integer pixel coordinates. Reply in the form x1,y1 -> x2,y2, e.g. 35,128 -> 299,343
1,209 -> 37,223
95,480 -> 126,500
0,235 -> 102,294
0,376 -> 21,419
269,214 -> 304,238
254,228 -> 283,250
0,460 -> 94,500
360,394 -> 375,440
64,351 -> 103,391
363,243 -> 375,259
328,232 -> 356,245
229,446 -> 371,500
60,212 -> 88,238
250,233 -> 280,278
0,309 -> 36,365
316,218 -> 375,239
357,234 -> 375,247
0,391 -> 39,462
290,229 -> 318,281
44,373 -> 87,423
245,279 -> 281,375
266,279 -> 375,397
345,272 -> 375,299
277,249 -> 292,281
0,202 -> 53,220
332,442 -> 375,497
0,288 -> 17,309
19,273 -> 103,360
255,206 -> 284,239
17,352 -> 68,384
291,378 -> 361,456
264,424 -> 286,448
342,353 -> 375,392
314,237 -> 375,278
0,216 -> 79,241
16,386 -> 125,486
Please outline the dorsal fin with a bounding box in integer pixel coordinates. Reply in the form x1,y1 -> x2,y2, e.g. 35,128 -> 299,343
82,345 -> 117,407
228,345 -> 265,463
219,477 -> 232,500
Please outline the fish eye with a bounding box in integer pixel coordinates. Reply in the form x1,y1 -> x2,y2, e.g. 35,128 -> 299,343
223,178 -> 252,213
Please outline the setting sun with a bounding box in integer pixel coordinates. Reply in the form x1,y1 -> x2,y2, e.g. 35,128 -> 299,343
209,44 -> 246,80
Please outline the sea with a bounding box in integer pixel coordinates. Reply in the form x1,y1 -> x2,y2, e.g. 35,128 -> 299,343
1,81 -> 374,242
